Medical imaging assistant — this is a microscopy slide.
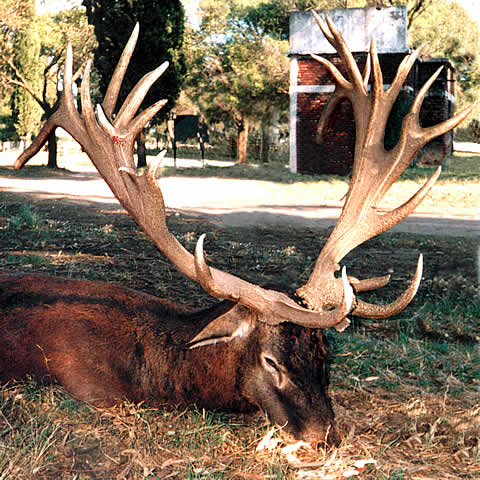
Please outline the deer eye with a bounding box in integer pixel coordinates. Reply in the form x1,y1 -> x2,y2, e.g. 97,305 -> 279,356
263,355 -> 279,371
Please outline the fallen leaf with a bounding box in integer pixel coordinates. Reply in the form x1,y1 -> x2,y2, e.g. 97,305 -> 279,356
256,428 -> 281,451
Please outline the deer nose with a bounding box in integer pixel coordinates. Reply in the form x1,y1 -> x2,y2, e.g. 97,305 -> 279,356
300,422 -> 341,448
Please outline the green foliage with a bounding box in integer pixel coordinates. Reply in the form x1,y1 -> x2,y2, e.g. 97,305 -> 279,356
0,104 -> 18,142
10,14 -> 43,140
238,0 -> 366,40
26,8 -> 97,115
0,0 -> 35,97
185,0 -> 291,162
83,0 -> 186,122
462,118 -> 480,143
38,7 -> 97,76
408,0 -> 480,114
1,4 -> 96,167
216,1 -> 431,41
6,253 -> 51,266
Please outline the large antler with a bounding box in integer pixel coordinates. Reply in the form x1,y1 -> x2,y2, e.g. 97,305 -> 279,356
296,12 -> 474,318
15,25 -> 353,331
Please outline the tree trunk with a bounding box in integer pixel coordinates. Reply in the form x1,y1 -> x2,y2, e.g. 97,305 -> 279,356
261,123 -> 271,164
47,130 -> 58,168
237,118 -> 249,164
137,130 -> 147,168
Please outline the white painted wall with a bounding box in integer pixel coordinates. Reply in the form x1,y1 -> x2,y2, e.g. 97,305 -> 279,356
289,7 -> 408,55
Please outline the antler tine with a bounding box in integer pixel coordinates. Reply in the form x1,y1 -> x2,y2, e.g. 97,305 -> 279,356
412,66 -> 444,117
296,12 -> 473,319
129,98 -> 169,139
62,44 -> 75,114
114,61 -> 169,129
316,91 -> 347,142
310,9 -> 335,45
355,255 -> 423,318
376,167 -> 442,236
386,44 -> 426,104
392,72 -> 475,181
362,51 -> 371,88
408,70 -> 476,148
14,116 -> 55,169
313,46 -> 372,142
350,274 -> 391,293
312,10 -> 366,92
309,52 -> 353,143
194,234 -> 240,301
369,38 -> 384,100
310,53 -> 350,90
81,59 -> 104,150
103,23 -> 140,119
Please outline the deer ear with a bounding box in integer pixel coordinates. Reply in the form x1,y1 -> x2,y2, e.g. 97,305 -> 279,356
186,306 -> 254,349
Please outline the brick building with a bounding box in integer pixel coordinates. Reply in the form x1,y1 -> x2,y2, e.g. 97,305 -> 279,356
289,7 -> 455,175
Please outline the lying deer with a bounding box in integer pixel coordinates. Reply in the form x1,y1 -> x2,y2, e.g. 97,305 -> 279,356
1,13 -> 472,446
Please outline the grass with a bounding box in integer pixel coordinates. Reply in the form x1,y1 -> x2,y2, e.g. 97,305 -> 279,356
0,150 -> 478,478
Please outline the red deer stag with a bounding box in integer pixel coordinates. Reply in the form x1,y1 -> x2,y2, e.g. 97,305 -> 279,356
1,14 -> 472,446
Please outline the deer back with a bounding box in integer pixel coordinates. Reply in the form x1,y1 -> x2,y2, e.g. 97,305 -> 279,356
0,274 -> 243,407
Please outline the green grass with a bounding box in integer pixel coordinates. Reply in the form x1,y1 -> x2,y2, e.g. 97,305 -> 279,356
6,204 -> 44,231
5,253 -> 51,266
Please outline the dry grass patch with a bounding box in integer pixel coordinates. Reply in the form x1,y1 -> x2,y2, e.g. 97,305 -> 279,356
1,381 -> 478,479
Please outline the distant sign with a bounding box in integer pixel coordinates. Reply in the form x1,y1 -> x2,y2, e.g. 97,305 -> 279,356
289,7 -> 408,55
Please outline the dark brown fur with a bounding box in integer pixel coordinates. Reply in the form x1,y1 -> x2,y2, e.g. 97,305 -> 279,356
0,273 -> 339,444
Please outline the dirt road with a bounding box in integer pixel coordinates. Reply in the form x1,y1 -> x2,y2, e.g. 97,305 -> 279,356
1,161 -> 478,239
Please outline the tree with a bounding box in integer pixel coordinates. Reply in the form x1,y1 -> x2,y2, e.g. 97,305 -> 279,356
184,0 -> 290,164
239,1 -> 434,40
240,0 -> 346,40
408,0 -> 480,114
1,5 -> 96,167
0,103 -> 18,147
0,1 -> 31,144
0,0 -> 34,101
36,7 -> 97,167
11,23 -> 43,145
82,0 -> 186,167
0,1 -> 42,145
